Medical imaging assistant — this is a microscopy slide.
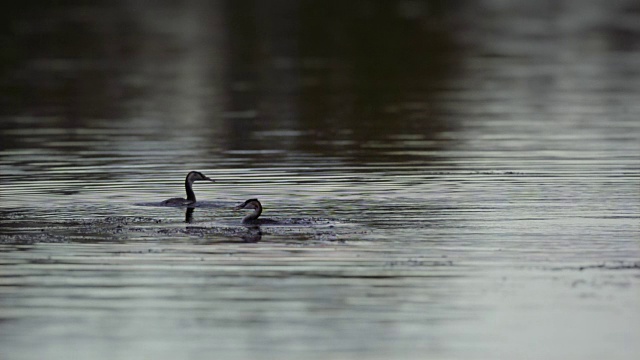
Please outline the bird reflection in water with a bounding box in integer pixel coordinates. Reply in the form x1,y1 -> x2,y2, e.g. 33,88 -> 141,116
184,207 -> 262,242
241,225 -> 263,242
185,207 -> 195,223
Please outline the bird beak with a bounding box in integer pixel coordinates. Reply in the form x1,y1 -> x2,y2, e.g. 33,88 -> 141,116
233,204 -> 243,210
205,177 -> 214,182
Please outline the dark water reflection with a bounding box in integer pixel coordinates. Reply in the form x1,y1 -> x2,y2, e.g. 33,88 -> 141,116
2,0 -> 457,165
2,1 -> 640,359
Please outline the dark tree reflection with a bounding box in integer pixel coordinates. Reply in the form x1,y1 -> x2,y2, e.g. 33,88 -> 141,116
223,0 -> 459,162
3,1 -> 459,164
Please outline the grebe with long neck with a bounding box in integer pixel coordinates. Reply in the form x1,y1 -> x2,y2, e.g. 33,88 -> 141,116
161,171 -> 214,206
234,198 -> 270,224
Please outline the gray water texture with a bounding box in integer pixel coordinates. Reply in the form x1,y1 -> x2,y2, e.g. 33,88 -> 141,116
1,1 -> 639,360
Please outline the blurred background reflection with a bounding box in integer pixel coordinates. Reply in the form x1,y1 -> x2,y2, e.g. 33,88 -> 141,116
1,1 -> 639,360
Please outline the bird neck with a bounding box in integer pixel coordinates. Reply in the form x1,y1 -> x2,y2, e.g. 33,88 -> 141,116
242,206 -> 262,223
185,178 -> 196,202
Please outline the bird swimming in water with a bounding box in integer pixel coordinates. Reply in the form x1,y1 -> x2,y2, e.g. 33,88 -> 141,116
234,198 -> 276,224
234,198 -> 330,226
161,171 -> 214,206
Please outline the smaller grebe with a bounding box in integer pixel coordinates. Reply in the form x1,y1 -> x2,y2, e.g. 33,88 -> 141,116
161,171 -> 214,206
234,198 -> 273,224
234,198 -> 329,226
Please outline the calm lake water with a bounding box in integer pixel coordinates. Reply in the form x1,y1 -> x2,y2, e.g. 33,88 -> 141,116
1,1 -> 640,359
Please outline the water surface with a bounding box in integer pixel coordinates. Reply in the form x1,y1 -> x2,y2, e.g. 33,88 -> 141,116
1,1 -> 640,359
